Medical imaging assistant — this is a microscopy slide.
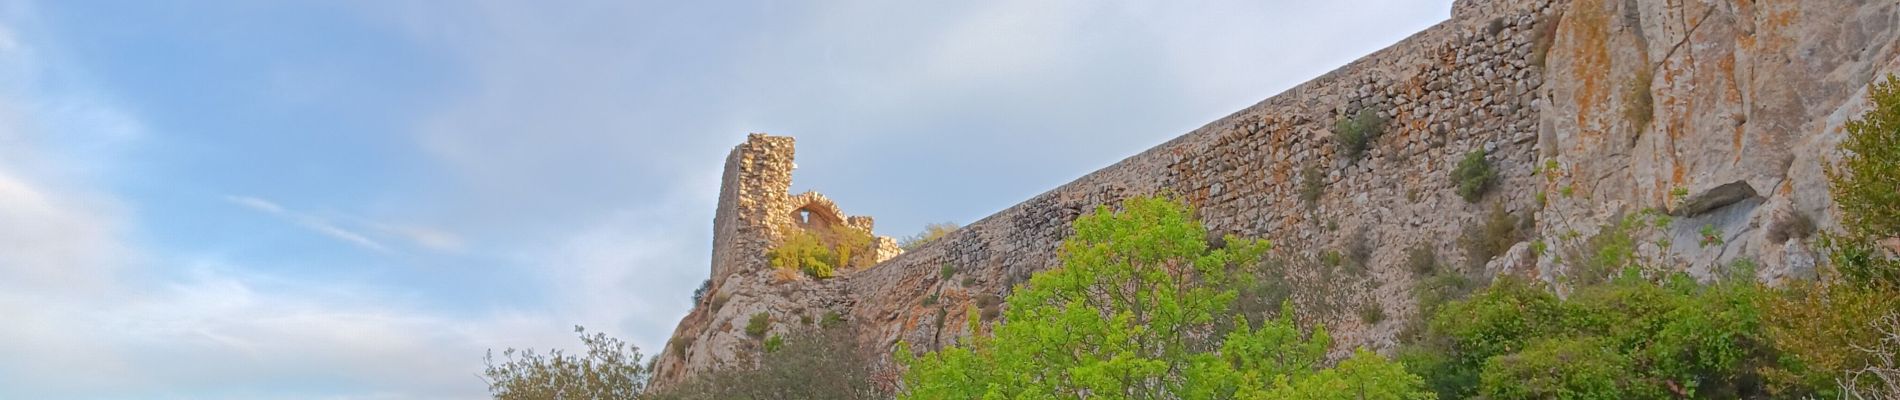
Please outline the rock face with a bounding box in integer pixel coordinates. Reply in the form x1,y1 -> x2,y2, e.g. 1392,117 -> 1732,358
651,0 -> 1900,388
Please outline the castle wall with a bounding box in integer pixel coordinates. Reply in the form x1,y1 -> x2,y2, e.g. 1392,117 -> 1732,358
656,0 -> 1900,385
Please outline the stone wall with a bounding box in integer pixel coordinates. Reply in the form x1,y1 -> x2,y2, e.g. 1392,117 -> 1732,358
652,0 -> 1900,387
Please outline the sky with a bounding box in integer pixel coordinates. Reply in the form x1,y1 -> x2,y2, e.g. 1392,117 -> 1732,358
0,0 -> 1453,398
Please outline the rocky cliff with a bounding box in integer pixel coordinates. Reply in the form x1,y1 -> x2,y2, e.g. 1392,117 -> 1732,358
650,0 -> 1900,387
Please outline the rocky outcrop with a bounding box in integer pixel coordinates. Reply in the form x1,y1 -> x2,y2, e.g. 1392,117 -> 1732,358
651,0 -> 1900,388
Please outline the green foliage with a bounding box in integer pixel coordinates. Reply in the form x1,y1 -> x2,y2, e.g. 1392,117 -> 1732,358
691,278 -> 711,305
1480,337 -> 1633,399
938,264 -> 956,280
921,293 -> 937,306
1451,149 -> 1497,203
1825,73 -> 1900,287
1760,281 -> 1900,397
901,222 -> 961,251
483,326 -> 649,400
1564,213 -> 1649,286
745,312 -> 771,339
763,334 -> 784,353
647,327 -> 891,400
1459,204 -> 1527,270
819,311 -> 845,330
770,230 -> 837,279
1405,275 -> 1771,399
1299,165 -> 1325,206
895,195 -> 1430,399
1700,223 -> 1725,247
1334,108 -> 1387,161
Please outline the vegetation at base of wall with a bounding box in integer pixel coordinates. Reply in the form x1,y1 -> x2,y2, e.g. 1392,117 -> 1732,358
745,312 -> 771,338
1333,108 -> 1387,161
894,195 -> 1433,399
900,222 -> 961,251
482,326 -> 649,400
1458,204 -> 1528,271
645,326 -> 892,400
767,224 -> 876,279
1451,149 -> 1497,203
769,230 -> 837,279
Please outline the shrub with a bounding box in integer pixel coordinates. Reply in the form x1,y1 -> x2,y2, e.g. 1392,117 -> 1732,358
900,222 -> 960,251
1334,108 -> 1387,161
1358,302 -> 1387,324
938,264 -> 956,280
921,293 -> 938,306
1451,149 -> 1497,203
1480,337 -> 1635,399
1761,282 -> 1900,397
1459,204 -> 1527,270
770,230 -> 837,279
819,311 -> 845,330
1299,165 -> 1325,206
691,278 -> 711,305
745,312 -> 771,338
1406,243 -> 1440,275
1344,228 -> 1373,275
1625,68 -> 1655,128
1766,211 -> 1816,243
483,326 -> 649,400
763,334 -> 784,353
710,293 -> 730,313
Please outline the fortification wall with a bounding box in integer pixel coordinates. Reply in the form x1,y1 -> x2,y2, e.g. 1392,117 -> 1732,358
842,0 -> 1561,354
654,0 -> 1900,385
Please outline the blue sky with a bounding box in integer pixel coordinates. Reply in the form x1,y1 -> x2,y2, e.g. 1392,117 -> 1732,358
0,0 -> 1451,398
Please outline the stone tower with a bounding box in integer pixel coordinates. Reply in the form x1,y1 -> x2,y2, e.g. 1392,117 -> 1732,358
707,133 -> 899,288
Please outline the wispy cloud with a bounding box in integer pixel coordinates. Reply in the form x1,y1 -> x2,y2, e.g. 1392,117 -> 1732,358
224,195 -> 390,252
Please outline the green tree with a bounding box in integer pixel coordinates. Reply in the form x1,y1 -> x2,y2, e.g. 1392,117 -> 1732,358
1825,73 -> 1900,287
769,230 -> 836,278
482,326 -> 649,400
895,195 -> 1432,399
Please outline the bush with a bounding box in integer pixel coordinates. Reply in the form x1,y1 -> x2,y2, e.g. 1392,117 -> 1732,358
1625,68 -> 1655,128
1358,302 -> 1387,324
769,230 -> 837,279
900,222 -> 960,251
1451,149 -> 1497,203
819,311 -> 845,330
1459,204 -> 1527,270
1344,228 -> 1373,275
1299,165 -> 1325,206
938,264 -> 956,280
1405,275 -> 1771,399
483,326 -> 649,400
745,312 -> 771,338
1406,243 -> 1440,275
691,278 -> 711,305
1334,108 -> 1387,161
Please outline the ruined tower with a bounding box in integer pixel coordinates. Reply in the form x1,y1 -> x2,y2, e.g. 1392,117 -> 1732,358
707,133 -> 899,288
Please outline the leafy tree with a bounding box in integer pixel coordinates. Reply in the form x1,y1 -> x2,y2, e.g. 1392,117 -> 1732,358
482,326 -> 649,400
900,222 -> 961,251
895,195 -> 1432,399
1825,73 -> 1900,287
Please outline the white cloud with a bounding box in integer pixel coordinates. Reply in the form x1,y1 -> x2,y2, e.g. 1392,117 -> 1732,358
225,194 -> 469,254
